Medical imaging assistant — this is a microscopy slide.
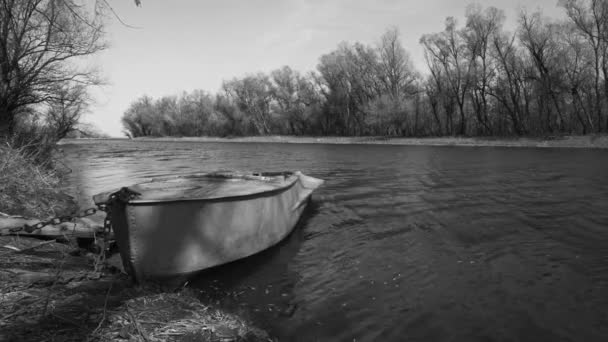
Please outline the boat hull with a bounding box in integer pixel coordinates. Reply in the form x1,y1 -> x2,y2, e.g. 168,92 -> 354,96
107,172 -> 322,280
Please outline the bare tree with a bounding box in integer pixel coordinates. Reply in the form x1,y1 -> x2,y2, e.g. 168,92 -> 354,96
0,0 -> 106,137
223,74 -> 273,135
560,0 -> 608,131
317,43 -> 376,135
463,5 -> 505,134
489,31 -> 528,135
423,75 -> 444,135
559,21 -> 596,132
45,84 -> 89,139
176,90 -> 215,136
421,17 -> 474,135
270,66 -> 321,135
519,10 -> 566,132
378,27 -> 418,98
121,95 -> 157,137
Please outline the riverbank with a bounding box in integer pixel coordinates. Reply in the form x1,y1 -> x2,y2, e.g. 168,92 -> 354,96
0,144 -> 272,341
123,134 -> 608,148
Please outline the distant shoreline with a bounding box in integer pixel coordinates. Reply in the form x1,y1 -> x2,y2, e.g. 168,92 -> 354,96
61,135 -> 608,149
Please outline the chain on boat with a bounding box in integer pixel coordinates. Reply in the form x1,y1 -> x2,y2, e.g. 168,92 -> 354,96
0,187 -> 140,238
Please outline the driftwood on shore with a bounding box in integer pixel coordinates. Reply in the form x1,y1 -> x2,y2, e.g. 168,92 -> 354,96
0,213 -> 111,239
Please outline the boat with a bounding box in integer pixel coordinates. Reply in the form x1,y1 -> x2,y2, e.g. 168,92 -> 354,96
93,171 -> 323,281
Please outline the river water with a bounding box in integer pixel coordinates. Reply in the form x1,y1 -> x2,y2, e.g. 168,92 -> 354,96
60,139 -> 608,342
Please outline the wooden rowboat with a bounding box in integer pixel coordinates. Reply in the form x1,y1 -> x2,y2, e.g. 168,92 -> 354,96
93,171 -> 323,281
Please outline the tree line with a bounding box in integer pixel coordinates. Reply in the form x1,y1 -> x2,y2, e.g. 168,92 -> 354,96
123,0 -> 608,138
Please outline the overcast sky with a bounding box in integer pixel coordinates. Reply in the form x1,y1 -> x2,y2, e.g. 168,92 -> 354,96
88,0 -> 564,137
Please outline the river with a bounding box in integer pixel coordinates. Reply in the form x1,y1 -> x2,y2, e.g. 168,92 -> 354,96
60,139 -> 608,342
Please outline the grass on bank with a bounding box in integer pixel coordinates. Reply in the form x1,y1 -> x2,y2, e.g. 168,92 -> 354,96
98,291 -> 271,341
0,142 -> 75,218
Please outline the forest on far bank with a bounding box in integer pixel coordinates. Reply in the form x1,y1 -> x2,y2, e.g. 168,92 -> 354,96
122,1 -> 608,139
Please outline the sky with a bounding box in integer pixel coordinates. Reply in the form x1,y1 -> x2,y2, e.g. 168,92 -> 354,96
87,0 -> 565,137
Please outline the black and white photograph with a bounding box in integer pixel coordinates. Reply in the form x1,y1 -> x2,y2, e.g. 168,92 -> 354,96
1,0 -> 607,341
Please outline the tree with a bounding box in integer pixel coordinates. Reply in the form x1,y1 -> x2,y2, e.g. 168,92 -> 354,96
372,28 -> 420,135
421,17 -> 474,135
45,84 -> 89,139
270,66 -> 321,135
519,10 -> 567,132
222,74 -> 273,135
317,45 -> 355,135
215,93 -> 249,136
489,29 -> 532,135
317,42 -> 381,135
0,0 -> 106,137
121,95 -> 155,137
560,0 -> 608,131
463,5 -> 505,134
176,90 -> 216,136
378,27 -> 418,98
559,21 -> 596,132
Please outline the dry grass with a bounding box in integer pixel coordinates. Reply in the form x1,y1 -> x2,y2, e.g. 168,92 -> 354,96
0,235 -> 273,342
0,235 -> 113,341
0,242 -> 272,342
0,142 -> 76,218
96,291 -> 272,342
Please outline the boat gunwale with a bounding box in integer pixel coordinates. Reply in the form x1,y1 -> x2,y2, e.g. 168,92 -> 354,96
125,175 -> 300,205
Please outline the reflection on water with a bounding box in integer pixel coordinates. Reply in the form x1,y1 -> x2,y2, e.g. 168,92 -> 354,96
61,140 -> 608,341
